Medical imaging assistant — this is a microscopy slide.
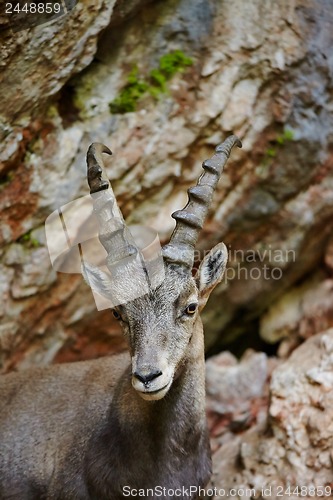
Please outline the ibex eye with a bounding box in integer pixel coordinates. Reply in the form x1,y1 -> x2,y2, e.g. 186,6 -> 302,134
112,310 -> 121,320
185,303 -> 197,315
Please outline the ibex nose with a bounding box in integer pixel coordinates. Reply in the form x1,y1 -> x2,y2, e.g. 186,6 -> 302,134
134,369 -> 162,385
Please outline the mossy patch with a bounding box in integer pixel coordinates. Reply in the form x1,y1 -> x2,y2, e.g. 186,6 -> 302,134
109,50 -> 193,114
18,230 -> 40,249
276,128 -> 294,145
158,50 -> 193,78
71,67 -> 100,118
256,128 -> 295,177
109,67 -> 149,114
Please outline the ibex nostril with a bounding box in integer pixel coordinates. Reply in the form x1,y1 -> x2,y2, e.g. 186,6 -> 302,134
134,369 -> 162,385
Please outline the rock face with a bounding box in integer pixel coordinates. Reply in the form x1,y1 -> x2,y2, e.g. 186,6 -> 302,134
208,330 -> 333,499
1,1 -> 333,493
206,350 -> 274,454
0,0 -> 333,371
0,0 -> 115,125
260,273 -> 333,357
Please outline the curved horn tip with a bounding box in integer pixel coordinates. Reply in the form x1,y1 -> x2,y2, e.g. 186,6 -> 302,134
215,135 -> 242,153
86,142 -> 112,194
88,143 -> 112,157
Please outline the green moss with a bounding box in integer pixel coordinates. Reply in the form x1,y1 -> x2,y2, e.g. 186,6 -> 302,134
18,230 -> 40,248
257,128 -> 296,177
276,128 -> 295,145
109,67 -> 148,114
149,68 -> 167,96
72,69 -> 100,117
109,50 -> 193,114
266,147 -> 276,158
46,105 -> 59,119
158,50 -> 193,78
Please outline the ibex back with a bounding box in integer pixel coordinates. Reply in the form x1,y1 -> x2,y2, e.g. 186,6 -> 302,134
0,136 -> 241,499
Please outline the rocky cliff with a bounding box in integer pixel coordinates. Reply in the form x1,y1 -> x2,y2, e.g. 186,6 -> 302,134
1,0 -> 333,495
1,0 -> 332,370
207,329 -> 333,499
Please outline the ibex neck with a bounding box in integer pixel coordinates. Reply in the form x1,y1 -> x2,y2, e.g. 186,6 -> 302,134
86,320 -> 210,497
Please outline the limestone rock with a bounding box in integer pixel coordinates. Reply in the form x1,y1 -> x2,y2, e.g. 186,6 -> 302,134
0,0 -> 116,124
260,274 -> 333,356
210,330 -> 333,499
0,0 -> 333,367
206,349 -> 275,453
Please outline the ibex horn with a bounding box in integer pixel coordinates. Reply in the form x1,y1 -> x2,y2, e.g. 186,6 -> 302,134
162,135 -> 242,269
86,143 -> 138,268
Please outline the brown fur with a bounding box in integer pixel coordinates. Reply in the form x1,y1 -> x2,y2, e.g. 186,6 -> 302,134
0,247 -> 227,500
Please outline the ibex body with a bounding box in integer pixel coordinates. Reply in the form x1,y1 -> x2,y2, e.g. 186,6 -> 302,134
0,136 -> 241,499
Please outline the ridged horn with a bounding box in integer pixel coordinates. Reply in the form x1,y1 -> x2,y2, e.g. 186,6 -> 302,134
86,143 -> 138,268
162,135 -> 242,269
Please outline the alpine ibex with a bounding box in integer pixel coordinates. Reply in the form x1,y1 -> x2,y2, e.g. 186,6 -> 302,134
0,135 -> 241,499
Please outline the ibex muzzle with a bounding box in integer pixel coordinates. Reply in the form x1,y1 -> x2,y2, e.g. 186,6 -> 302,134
0,135 -> 241,499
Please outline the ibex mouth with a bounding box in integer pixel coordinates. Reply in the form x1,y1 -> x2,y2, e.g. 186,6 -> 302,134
135,379 -> 172,401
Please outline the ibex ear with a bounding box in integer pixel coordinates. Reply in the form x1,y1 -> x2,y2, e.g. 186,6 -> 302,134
82,262 -> 113,299
195,242 -> 228,310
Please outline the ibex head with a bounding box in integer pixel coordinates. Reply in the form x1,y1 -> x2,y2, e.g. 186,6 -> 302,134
83,137 -> 241,401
